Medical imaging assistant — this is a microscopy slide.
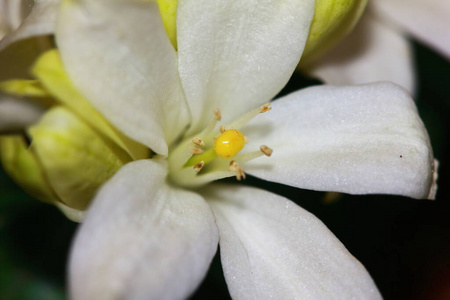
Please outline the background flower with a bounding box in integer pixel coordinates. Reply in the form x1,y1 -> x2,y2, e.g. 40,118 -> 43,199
0,0 -> 58,80
303,0 -> 450,95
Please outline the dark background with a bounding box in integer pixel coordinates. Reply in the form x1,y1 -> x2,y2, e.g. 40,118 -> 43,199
1,41 -> 449,300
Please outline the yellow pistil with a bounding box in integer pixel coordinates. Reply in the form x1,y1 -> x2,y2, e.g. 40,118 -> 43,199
214,129 -> 246,159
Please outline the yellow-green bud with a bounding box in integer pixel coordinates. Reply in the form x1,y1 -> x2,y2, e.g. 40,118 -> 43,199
299,0 -> 368,66
1,105 -> 130,216
27,106 -> 130,211
0,135 -> 58,204
157,0 -> 178,49
1,49 -> 148,221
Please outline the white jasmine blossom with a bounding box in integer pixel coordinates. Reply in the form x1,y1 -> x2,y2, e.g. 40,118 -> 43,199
13,0 -> 435,299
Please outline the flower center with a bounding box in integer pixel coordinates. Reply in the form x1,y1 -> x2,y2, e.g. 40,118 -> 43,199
168,103 -> 273,188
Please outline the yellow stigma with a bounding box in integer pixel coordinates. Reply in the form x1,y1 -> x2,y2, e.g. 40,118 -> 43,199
214,129 -> 246,159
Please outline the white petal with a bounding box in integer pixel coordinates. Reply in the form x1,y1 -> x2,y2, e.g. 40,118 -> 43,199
0,0 -> 31,36
244,82 -> 436,199
0,92 -> 45,133
0,0 -> 58,50
204,184 -> 382,300
0,0 -> 55,80
70,159 -> 219,300
306,10 -> 416,94
372,0 -> 450,60
177,0 -> 315,134
56,0 -> 190,155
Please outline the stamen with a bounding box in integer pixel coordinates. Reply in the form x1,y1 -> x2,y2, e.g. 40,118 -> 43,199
214,108 -> 222,121
258,103 -> 272,113
229,160 -> 246,181
229,160 -> 238,171
233,150 -> 264,162
231,145 -> 273,163
244,136 -> 249,144
226,102 -> 273,130
219,125 -> 226,133
195,109 -> 222,141
193,161 -> 205,173
192,137 -> 205,146
260,145 -> 273,157
190,147 -> 203,155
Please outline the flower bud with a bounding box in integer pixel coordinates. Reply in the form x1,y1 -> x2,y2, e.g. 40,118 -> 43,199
300,0 -> 368,66
1,135 -> 58,204
1,105 -> 131,221
1,49 -> 148,221
27,106 -> 129,211
157,0 -> 178,49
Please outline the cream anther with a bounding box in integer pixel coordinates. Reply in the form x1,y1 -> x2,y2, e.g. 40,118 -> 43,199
229,160 -> 246,181
193,161 -> 205,173
260,145 -> 273,157
192,137 -> 205,146
190,147 -> 203,155
214,108 -> 222,121
258,103 -> 272,113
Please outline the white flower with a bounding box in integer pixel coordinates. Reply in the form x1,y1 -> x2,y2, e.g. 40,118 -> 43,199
304,0 -> 450,94
0,0 -> 58,78
0,0 -> 58,129
52,0 -> 436,299
0,0 -> 57,45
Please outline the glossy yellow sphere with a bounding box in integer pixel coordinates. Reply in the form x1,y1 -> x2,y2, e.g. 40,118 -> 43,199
214,129 -> 246,159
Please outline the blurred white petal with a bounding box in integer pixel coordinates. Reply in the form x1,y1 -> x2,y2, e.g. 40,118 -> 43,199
0,0 -> 56,80
0,92 -> 45,133
205,184 -> 382,299
307,10 -> 415,94
372,0 -> 450,60
70,159 -> 219,300
0,0 -> 57,50
0,0 -> 32,36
